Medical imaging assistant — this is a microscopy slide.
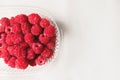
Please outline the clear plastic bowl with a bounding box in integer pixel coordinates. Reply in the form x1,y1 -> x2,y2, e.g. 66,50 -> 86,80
0,6 -> 62,75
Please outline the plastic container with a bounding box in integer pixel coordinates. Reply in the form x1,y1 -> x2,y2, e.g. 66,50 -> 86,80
0,6 -> 62,75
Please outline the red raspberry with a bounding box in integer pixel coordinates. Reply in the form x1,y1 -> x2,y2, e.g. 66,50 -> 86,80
21,22 -> 31,34
0,26 -> 5,33
7,46 -> 14,55
40,18 -> 50,28
41,48 -> 53,58
13,46 -> 26,58
10,17 -> 17,25
24,33 -> 34,44
0,44 -> 2,49
44,25 -> 56,37
1,50 -> 10,59
5,33 -> 13,45
0,33 -> 6,43
20,42 -> 29,49
32,43 -> 43,54
1,43 -> 8,49
12,23 -> 22,33
15,14 -> 28,24
35,56 -> 46,65
8,57 -> 16,68
0,53 -> 1,58
1,44 -> 10,63
39,34 -> 50,44
0,17 -> 10,27
12,34 -> 23,44
3,55 -> 11,64
5,26 -> 12,34
19,48 -> 27,58
12,45 -> 21,57
7,45 -> 27,56
27,49 -> 35,60
28,13 -> 41,24
31,25 -> 42,36
28,60 -> 36,66
51,36 -> 56,42
0,48 -> 2,58
47,41 -> 55,49
15,58 -> 28,69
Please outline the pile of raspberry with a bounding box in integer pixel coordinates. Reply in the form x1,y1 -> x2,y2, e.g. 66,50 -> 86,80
0,13 -> 56,69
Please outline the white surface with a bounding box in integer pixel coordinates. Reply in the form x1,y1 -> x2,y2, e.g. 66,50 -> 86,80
0,0 -> 120,80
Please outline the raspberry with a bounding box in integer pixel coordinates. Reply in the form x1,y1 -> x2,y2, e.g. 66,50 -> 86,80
12,34 -> 23,44
24,33 -> 34,44
31,25 -> 42,36
28,60 -> 36,66
35,56 -> 46,65
0,43 -> 2,48
12,23 -> 22,33
7,45 -> 26,56
28,13 -> 41,24
21,22 -> 31,34
44,25 -> 56,37
39,34 -> 50,44
40,18 -> 50,28
15,58 -> 28,69
7,46 -> 14,55
1,45 -> 11,63
6,33 -> 22,45
3,55 -> 11,64
20,42 -> 29,49
32,43 -> 43,54
13,46 -> 26,58
27,49 -> 35,60
1,43 -> 8,53
8,57 -> 16,68
1,44 -> 10,64
15,14 -> 28,24
0,26 -> 5,33
41,48 -> 53,58
47,41 -> 55,49
0,33 -> 6,43
5,26 -> 12,34
19,48 -> 27,58
10,17 -> 17,25
0,48 -> 2,58
1,50 -> 9,59
5,33 -> 13,45
51,36 -> 56,42
0,17 -> 10,27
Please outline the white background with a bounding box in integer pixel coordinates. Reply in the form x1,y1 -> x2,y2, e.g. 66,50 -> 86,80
0,0 -> 120,80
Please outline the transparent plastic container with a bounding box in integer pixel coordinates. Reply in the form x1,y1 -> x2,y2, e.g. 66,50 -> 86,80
0,6 -> 63,75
